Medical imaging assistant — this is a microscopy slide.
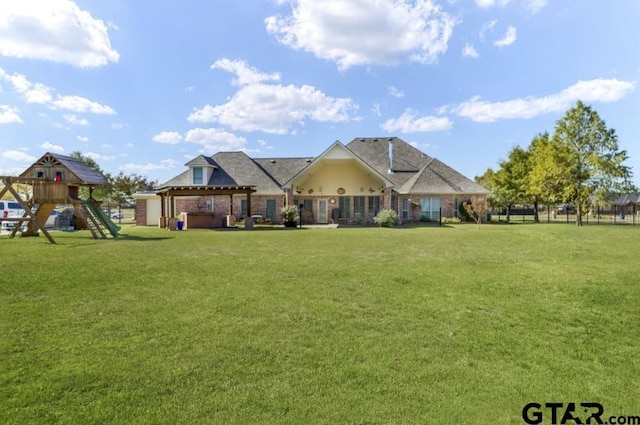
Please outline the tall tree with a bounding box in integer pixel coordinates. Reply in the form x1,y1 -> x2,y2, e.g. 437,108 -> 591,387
552,101 -> 635,225
70,151 -> 113,201
70,152 -> 157,209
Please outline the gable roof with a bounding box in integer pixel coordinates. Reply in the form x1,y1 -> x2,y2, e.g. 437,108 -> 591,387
160,152 -> 285,195
20,152 -> 109,185
282,140 -> 394,189
397,158 -> 489,194
253,157 -> 313,187
612,192 -> 640,206
158,137 -> 487,196
347,137 -> 487,194
186,155 -> 217,167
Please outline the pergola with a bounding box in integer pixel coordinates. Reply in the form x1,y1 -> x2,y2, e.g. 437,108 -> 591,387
155,184 -> 256,226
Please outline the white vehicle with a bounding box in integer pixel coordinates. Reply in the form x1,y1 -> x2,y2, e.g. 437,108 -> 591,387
0,200 -> 26,231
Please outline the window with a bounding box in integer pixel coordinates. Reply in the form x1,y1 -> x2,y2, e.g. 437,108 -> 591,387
368,196 -> 380,217
193,167 -> 203,185
54,171 -> 63,182
402,198 -> 409,220
266,199 -> 276,221
338,196 -> 350,218
241,199 -> 247,217
420,198 -> 442,221
303,199 -> 313,212
353,196 -> 364,218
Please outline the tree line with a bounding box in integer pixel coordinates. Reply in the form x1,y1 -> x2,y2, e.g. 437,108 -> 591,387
70,151 -> 158,212
477,101 -> 636,226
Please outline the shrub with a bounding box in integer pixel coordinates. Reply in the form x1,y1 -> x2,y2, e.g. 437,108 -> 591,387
280,204 -> 299,222
373,208 -> 398,227
441,217 -> 461,224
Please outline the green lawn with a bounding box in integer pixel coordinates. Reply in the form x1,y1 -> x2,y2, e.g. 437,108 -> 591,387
1,224 -> 639,424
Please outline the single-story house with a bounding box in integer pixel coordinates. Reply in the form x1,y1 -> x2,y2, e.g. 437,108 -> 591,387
134,137 -> 488,227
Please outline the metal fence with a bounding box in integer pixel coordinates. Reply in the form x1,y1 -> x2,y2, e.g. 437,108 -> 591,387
489,205 -> 639,225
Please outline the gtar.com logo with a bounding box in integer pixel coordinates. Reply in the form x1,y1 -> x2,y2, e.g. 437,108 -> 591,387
522,403 -> 640,425
522,402 -> 604,424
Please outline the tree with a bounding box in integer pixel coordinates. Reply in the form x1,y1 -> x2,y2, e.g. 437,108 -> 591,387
70,151 -> 112,201
552,101 -> 635,225
111,172 -> 158,208
70,151 -> 157,211
462,197 -> 488,229
476,168 -> 505,219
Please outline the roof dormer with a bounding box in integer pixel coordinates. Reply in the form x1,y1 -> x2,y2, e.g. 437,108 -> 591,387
185,155 -> 217,185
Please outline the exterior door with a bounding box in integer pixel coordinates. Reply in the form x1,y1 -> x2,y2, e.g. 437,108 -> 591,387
317,199 -> 328,224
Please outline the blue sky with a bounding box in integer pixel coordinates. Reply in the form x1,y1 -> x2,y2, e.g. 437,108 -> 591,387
1,0 -> 639,185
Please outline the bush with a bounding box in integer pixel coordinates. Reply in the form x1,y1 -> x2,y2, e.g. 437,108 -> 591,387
441,217 -> 461,224
373,209 -> 398,227
280,204 -> 299,223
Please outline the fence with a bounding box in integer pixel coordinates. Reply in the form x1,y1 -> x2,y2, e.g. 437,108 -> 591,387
489,205 -> 639,225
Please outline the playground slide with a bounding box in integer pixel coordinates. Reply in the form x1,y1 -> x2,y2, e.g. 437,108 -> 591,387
84,199 -> 120,237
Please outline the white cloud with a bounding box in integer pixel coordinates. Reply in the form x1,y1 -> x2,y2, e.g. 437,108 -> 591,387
476,0 -> 546,13
212,58 -> 281,86
0,0 -> 119,68
189,82 -> 357,135
120,159 -> 181,173
77,136 -> 89,142
40,141 -> 64,153
388,86 -> 405,98
152,131 -> 183,145
451,78 -> 636,122
494,26 -> 517,47
381,108 -> 452,133
462,43 -> 479,58
371,103 -> 383,117
479,20 -> 498,41
476,0 -> 509,7
63,114 -> 90,126
184,128 -> 247,151
111,123 -> 127,130
184,86 -> 195,92
85,152 -> 115,161
265,0 -> 456,70
1,149 -> 36,163
0,68 -> 53,104
51,95 -> 115,114
0,68 -> 115,115
0,105 -> 23,124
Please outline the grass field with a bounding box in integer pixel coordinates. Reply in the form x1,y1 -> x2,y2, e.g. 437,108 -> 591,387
1,224 -> 639,424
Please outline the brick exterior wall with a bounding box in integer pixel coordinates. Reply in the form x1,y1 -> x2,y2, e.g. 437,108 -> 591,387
135,199 -> 147,226
174,195 -> 287,224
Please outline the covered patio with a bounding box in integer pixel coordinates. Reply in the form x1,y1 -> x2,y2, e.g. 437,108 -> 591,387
156,184 -> 256,229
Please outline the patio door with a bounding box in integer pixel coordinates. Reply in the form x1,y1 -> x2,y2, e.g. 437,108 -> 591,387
317,199 -> 328,223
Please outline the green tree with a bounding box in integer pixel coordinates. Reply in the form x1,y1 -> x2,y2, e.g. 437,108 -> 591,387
552,101 -> 635,225
111,172 -> 158,208
70,151 -> 112,201
70,152 -> 157,211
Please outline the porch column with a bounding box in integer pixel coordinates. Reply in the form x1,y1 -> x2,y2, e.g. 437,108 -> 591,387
247,192 -> 252,216
228,194 -> 234,215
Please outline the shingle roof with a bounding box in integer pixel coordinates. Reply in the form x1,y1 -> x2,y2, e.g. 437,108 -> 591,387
160,152 -> 286,195
159,137 -> 487,196
612,192 -> 640,206
397,158 -> 489,194
346,137 -> 486,194
253,157 -> 313,186
23,152 -> 109,185
185,155 -> 217,167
